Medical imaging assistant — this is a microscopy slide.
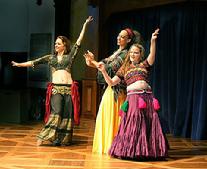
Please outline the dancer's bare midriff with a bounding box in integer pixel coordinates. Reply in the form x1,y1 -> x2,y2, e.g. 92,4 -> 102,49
52,70 -> 72,84
127,80 -> 151,91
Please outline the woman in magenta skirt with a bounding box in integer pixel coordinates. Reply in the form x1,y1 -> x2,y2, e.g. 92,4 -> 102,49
96,28 -> 169,160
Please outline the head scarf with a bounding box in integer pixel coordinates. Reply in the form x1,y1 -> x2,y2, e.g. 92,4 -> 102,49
125,28 -> 134,39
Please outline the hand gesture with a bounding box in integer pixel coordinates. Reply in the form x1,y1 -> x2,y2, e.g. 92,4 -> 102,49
97,62 -> 105,72
11,61 -> 19,67
151,28 -> 159,41
97,61 -> 104,68
84,50 -> 95,65
84,50 -> 95,60
85,16 -> 93,24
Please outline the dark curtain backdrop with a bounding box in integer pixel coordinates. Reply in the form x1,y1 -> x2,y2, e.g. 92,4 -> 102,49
105,2 -> 207,140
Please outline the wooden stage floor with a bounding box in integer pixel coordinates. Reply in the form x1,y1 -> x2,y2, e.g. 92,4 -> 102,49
0,117 -> 207,169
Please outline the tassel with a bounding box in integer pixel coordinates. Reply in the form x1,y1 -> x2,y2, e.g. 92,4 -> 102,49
118,109 -> 125,117
119,101 -> 129,117
153,98 -> 160,110
138,97 -> 147,109
120,100 -> 129,113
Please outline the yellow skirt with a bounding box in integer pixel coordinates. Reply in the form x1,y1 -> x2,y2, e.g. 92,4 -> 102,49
92,86 -> 126,154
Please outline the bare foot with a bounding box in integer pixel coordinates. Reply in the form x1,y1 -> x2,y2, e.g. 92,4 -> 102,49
37,139 -> 43,146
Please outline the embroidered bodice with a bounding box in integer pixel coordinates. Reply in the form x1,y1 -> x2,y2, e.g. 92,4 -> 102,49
97,49 -> 128,84
116,59 -> 151,86
31,43 -> 80,73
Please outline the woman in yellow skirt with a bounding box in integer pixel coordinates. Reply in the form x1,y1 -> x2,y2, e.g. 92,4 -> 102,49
92,86 -> 126,153
84,28 -> 143,154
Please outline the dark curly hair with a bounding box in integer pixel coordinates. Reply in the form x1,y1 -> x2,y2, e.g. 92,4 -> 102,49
55,36 -> 71,55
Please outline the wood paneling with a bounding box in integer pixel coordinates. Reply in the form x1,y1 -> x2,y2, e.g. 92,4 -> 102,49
81,80 -> 97,119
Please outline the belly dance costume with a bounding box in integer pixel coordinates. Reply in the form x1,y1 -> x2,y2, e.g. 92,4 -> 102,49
92,49 -> 127,154
109,59 -> 169,160
30,43 -> 80,145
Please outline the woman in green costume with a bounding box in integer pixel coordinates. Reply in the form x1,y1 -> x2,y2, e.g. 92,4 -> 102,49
12,16 -> 93,146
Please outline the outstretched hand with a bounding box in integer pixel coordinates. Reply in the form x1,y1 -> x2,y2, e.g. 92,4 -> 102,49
151,28 -> 159,41
11,61 -> 18,67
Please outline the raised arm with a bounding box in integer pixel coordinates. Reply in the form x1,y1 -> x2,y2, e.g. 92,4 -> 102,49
76,16 -> 93,46
97,63 -> 121,86
147,28 -> 159,66
11,61 -> 33,67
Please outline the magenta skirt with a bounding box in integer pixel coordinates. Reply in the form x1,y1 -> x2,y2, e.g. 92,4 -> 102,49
108,90 -> 169,160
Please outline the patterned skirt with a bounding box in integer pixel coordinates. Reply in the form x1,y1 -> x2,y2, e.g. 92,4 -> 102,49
37,84 -> 74,145
109,90 -> 169,160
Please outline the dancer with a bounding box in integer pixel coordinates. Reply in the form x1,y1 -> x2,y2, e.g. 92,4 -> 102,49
97,28 -> 169,160
84,28 -> 143,154
11,16 -> 93,146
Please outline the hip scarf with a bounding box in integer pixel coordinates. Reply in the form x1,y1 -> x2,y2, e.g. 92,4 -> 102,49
44,82 -> 80,125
